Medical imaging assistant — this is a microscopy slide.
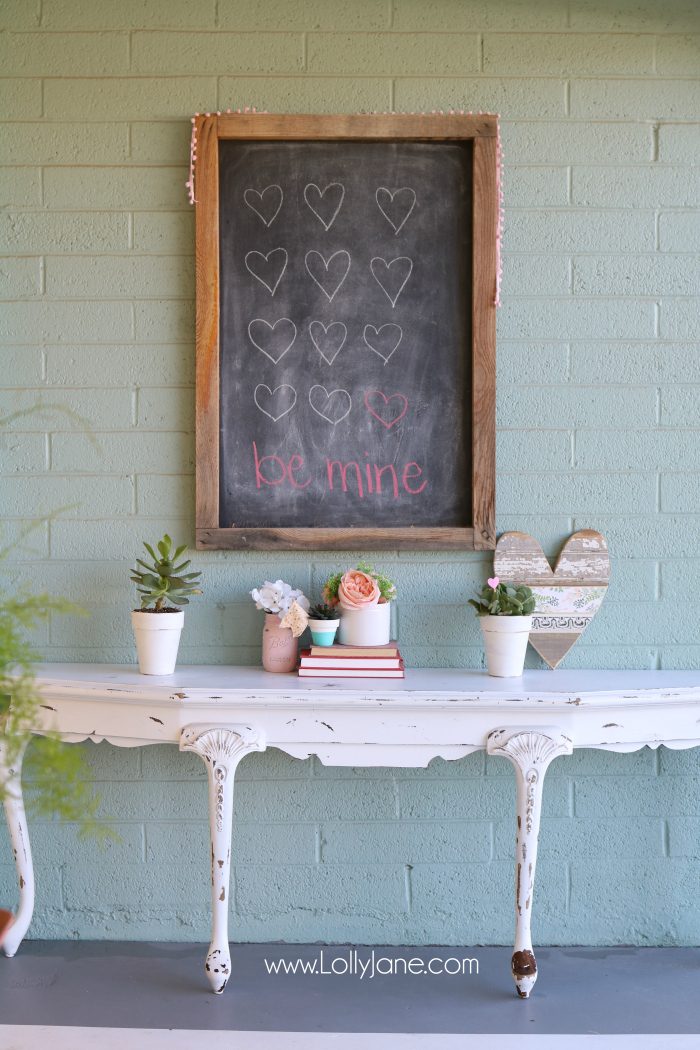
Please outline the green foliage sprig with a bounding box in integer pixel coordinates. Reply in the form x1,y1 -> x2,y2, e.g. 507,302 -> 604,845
469,577 -> 536,617
131,534 -> 202,612
323,561 -> 397,604
308,603 -> 339,621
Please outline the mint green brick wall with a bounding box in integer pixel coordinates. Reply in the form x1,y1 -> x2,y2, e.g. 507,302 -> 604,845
1,0 -> 700,946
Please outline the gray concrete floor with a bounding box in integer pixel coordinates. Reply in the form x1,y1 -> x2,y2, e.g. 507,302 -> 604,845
1,943 -> 699,1035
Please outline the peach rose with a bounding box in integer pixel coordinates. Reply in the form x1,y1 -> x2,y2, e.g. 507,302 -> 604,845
338,569 -> 380,610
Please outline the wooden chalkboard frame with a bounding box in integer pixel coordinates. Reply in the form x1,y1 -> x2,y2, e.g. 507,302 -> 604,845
195,112 -> 497,551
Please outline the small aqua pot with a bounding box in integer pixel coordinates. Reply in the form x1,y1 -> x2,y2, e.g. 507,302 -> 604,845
308,618 -> 340,647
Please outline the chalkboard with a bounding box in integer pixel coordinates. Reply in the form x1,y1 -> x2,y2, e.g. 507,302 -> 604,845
195,114 -> 497,551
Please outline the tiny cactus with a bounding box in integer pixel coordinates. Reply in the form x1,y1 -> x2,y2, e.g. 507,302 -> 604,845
468,577 -> 536,617
131,534 -> 202,612
308,602 -> 340,620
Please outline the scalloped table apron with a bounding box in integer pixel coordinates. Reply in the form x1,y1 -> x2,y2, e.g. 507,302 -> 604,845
3,666 -> 700,999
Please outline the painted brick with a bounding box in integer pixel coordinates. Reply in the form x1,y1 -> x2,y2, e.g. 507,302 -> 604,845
393,0 -> 568,31
137,387 -> 194,429
235,779 -> 397,823
133,31 -> 303,75
570,342 -> 700,384
658,200 -> 697,252
135,476 -> 190,515
569,1 -> 700,31
496,429 -> 572,472
660,474 -> 700,512
573,166 -> 700,208
235,864 -> 407,919
660,387 -> 700,427
44,77 -> 218,120
0,78 -> 42,120
132,212 -> 194,254
484,33 -> 653,75
576,430 -> 700,471
46,345 -> 193,387
0,212 -> 129,253
44,167 -> 187,210
578,515 -> 700,559
494,817 -> 663,860
660,561 -> 700,602
669,819 -> 700,857
583,602 -> 700,645
0,475 -> 134,519
0,0 -> 40,29
499,472 -> 656,515
659,746 -> 700,775
576,777 -> 700,818
51,431 -> 193,473
399,776 -> 569,820
49,603 -> 144,646
656,34 -> 700,75
0,170 -> 42,208
393,77 -> 566,119
494,516 -> 575,553
573,255 -> 700,296
498,342 -> 569,384
658,124 -> 700,166
0,31 -> 128,75
46,256 -> 194,300
130,123 -> 192,165
0,346 -> 43,386
501,254 -> 570,295
0,257 -> 40,299
32,822 -> 143,867
146,820 -> 317,866
552,645 -> 658,669
500,386 -> 656,428
219,0 -> 389,30
0,519 -> 49,560
659,647 -> 700,670
503,210 -> 655,253
0,433 -> 47,473
505,168 -> 569,207
1,122 -> 129,165
134,300 -> 194,342
660,300 -> 700,340
499,299 -> 655,339
0,388 -> 133,430
605,560 -> 657,602
50,518 -> 191,559
503,121 -> 651,164
63,856 -> 210,912
217,76 -> 392,113
42,0 -> 216,29
571,79 -> 700,121
308,32 -> 479,74
321,820 -> 491,863
1,301 -> 132,343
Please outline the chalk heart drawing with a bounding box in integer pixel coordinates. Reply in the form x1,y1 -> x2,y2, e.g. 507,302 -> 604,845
253,383 -> 297,423
494,529 -> 610,670
308,384 -> 352,425
305,250 -> 351,303
375,187 -> 417,235
370,256 -> 413,308
243,185 -> 283,227
363,323 -> 403,365
247,318 -> 297,365
309,320 -> 347,365
245,248 -> 288,296
304,182 -> 345,231
364,389 -> 408,430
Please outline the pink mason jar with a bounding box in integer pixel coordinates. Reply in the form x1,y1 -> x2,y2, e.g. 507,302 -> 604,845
261,612 -> 298,673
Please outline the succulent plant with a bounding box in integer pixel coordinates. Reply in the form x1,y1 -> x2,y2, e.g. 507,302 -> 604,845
308,602 -> 340,621
131,534 -> 202,612
469,577 -> 536,617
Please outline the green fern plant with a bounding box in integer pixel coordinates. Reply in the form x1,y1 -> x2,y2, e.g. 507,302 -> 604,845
131,535 -> 202,612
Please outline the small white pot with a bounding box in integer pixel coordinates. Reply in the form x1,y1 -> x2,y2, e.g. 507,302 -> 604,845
308,618 -> 340,647
338,602 -> 391,646
131,609 -> 184,675
479,615 -> 532,677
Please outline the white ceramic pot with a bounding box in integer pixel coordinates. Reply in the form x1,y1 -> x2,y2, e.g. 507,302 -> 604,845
479,615 -> 532,677
131,609 -> 184,675
338,602 -> 391,646
308,618 -> 340,647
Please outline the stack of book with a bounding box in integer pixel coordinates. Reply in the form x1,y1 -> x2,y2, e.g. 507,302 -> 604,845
298,642 -> 405,678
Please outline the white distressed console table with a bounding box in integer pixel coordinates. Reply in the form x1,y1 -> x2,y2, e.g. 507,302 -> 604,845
3,666 -> 700,998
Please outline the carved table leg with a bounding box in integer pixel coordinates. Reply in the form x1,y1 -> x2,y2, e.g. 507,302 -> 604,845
0,740 -> 35,958
180,724 -> 265,994
487,726 -> 573,999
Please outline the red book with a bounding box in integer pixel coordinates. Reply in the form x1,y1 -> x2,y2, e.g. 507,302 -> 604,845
299,649 -> 403,670
298,667 -> 405,679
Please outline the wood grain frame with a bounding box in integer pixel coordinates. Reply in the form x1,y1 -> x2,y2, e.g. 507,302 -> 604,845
195,113 -> 497,551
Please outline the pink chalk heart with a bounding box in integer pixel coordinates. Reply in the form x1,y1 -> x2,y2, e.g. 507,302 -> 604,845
487,577 -> 499,589
364,390 -> 408,430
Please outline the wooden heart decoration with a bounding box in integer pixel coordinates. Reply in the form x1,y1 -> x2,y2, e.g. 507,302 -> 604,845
494,530 -> 610,669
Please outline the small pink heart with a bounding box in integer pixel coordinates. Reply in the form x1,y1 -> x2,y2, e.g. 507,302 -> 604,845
487,577 -> 499,589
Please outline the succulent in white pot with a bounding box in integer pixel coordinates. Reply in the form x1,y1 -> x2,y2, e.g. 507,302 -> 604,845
323,562 -> 396,647
130,534 -> 202,675
307,603 -> 341,647
469,576 -> 536,678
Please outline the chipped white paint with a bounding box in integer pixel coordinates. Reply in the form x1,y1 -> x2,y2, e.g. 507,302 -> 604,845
180,725 -> 265,993
487,727 -> 573,999
4,666 -> 700,998
0,739 -> 34,959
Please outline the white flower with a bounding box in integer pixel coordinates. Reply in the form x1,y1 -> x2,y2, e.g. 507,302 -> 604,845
251,580 -> 309,615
